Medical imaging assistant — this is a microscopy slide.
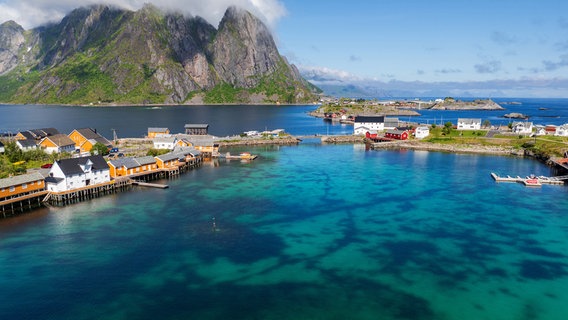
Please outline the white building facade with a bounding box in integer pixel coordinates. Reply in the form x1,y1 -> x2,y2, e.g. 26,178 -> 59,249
457,118 -> 482,130
354,116 -> 385,135
46,156 -> 110,192
414,126 -> 430,139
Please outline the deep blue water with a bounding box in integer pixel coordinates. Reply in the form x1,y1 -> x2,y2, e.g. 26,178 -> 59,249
1,98 -> 567,138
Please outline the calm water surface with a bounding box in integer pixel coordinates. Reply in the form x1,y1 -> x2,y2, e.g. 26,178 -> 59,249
1,98 -> 568,138
1,143 -> 568,320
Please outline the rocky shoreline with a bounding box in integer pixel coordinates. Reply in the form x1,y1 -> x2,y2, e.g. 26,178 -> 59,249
369,140 -> 524,156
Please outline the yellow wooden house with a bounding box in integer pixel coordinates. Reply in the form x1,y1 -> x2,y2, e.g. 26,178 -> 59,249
147,128 -> 170,139
108,156 -> 158,178
0,172 -> 46,201
69,128 -> 112,153
155,153 -> 181,169
39,134 -> 76,154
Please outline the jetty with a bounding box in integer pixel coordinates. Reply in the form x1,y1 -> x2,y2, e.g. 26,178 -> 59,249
490,172 -> 566,187
131,180 -> 169,189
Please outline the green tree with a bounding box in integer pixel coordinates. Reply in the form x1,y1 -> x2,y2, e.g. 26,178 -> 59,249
91,142 -> 110,156
483,119 -> 491,128
442,121 -> 453,135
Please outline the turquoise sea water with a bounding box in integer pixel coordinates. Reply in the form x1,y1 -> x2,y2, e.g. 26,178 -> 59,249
1,143 -> 568,319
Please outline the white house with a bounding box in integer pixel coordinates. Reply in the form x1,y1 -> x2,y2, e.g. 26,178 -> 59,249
457,118 -> 482,130
354,116 -> 385,135
534,125 -> 546,136
45,155 -> 110,192
512,121 -> 534,135
39,134 -> 76,154
555,124 -> 568,137
153,136 -> 177,150
414,126 -> 430,139
16,139 -> 38,151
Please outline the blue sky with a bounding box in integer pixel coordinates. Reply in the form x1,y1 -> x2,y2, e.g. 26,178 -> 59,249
1,0 -> 568,97
275,0 -> 568,97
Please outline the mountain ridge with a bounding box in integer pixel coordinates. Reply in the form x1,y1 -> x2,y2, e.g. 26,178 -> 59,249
0,4 -> 319,105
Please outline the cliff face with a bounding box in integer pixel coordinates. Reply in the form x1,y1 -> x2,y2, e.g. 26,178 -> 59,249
0,21 -> 26,74
0,4 -> 319,104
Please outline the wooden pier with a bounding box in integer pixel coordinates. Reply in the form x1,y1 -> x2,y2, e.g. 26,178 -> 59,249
490,172 -> 566,187
1,154 -> 204,218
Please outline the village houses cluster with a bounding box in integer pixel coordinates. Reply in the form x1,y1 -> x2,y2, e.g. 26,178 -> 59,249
353,116 -> 568,140
0,124 -> 217,208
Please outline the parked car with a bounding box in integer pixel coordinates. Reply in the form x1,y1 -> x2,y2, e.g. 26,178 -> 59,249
41,163 -> 52,169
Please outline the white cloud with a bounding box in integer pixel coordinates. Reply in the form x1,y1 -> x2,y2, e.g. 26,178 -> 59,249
298,65 -> 362,84
0,0 -> 287,29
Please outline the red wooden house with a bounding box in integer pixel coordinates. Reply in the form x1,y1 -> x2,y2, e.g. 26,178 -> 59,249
384,130 -> 408,140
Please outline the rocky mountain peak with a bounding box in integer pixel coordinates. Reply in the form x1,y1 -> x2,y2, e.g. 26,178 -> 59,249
0,5 -> 318,104
211,5 -> 282,88
0,20 -> 26,74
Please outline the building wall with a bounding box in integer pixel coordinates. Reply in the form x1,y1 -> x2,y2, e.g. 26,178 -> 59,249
0,179 -> 45,200
354,122 -> 384,135
69,131 -> 87,149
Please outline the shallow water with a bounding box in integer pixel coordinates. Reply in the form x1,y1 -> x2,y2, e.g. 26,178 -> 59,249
1,143 -> 568,320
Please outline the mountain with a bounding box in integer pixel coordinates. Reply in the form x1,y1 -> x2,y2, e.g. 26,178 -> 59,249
0,4 -> 319,105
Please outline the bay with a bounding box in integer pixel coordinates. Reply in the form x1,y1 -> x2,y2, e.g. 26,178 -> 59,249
1,99 -> 568,319
1,142 -> 568,320
1,98 -> 568,139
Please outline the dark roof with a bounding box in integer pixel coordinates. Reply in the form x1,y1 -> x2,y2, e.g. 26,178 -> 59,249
385,129 -> 406,135
156,153 -> 182,162
108,158 -> 139,169
355,116 -> 385,123
74,128 -> 112,145
148,127 -> 169,132
16,139 -> 38,148
55,155 -> 109,175
19,128 -> 60,140
135,156 -> 157,165
184,124 -> 209,129
44,176 -> 64,184
18,131 -> 35,140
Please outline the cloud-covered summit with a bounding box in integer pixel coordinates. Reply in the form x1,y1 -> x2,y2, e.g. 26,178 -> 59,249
0,0 -> 287,29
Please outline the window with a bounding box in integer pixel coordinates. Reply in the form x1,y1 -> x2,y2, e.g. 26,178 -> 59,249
10,186 -> 15,192
22,183 -> 27,189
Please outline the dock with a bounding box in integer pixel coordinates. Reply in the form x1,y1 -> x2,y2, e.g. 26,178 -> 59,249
131,180 -> 169,189
490,172 -> 566,187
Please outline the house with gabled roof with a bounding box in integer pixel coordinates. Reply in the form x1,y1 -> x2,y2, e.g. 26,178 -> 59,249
155,153 -> 182,169
45,155 -> 110,192
15,139 -> 38,151
555,124 -> 568,137
185,124 -> 209,135
39,134 -> 76,154
512,121 -> 534,135
68,128 -> 112,153
457,118 -> 481,130
15,128 -> 59,141
147,128 -> 170,138
108,156 -> 158,178
153,136 -> 177,150
0,172 -> 46,201
354,116 -> 385,135
385,129 -> 409,140
414,126 -> 430,139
